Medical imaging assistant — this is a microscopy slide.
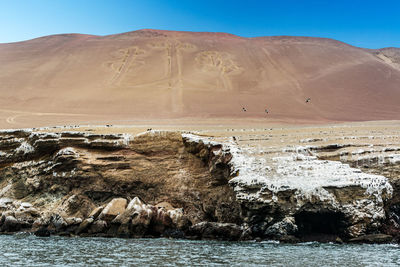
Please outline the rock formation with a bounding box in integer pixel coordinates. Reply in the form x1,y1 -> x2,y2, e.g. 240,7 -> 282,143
0,128 -> 399,243
0,129 -> 242,239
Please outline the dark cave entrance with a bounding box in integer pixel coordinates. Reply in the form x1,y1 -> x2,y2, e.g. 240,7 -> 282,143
295,211 -> 347,241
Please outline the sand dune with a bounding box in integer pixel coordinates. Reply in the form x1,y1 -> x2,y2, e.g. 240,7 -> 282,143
0,29 -> 399,128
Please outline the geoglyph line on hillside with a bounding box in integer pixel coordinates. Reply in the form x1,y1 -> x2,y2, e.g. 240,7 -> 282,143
167,42 -> 184,113
262,47 -> 302,92
109,47 -> 145,85
195,51 -> 241,91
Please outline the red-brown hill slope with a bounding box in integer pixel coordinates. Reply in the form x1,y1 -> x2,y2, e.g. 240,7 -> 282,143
0,29 -> 399,127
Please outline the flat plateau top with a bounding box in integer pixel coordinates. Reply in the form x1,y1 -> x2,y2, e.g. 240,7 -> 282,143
27,120 -> 399,151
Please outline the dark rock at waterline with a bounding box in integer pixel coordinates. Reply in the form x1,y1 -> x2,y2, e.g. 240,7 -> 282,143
187,222 -> 246,241
0,216 -> 31,232
349,234 -> 393,244
75,218 -> 94,235
163,229 -> 186,239
335,237 -> 344,244
58,231 -> 73,237
278,235 -> 299,243
34,227 -> 51,237
1,216 -> 20,232
88,220 -> 107,234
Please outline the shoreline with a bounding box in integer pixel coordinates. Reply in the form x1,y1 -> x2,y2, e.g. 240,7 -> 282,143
0,122 -> 399,244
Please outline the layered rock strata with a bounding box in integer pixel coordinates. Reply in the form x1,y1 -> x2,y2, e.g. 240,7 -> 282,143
0,128 -> 399,242
0,129 -> 242,240
184,133 -> 395,242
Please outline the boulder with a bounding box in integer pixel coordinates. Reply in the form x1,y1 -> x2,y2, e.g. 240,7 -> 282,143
34,227 -> 51,237
0,198 -> 13,209
75,218 -> 94,234
31,216 -> 50,232
49,214 -> 67,231
64,217 -> 82,226
19,202 -> 33,209
150,208 -> 174,235
98,198 -> 127,222
113,197 -> 154,237
88,206 -> 104,219
1,216 -> 21,232
88,220 -> 107,234
113,197 -> 147,225
13,210 -> 36,226
264,217 -> 298,238
167,208 -> 190,230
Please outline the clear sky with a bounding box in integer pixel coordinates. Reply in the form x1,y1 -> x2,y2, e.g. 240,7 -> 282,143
1,0 -> 399,48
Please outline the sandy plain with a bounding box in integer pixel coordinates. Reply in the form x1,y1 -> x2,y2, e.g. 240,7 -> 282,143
31,120 -> 400,155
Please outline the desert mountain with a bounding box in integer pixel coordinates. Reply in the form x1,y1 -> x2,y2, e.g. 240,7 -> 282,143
0,29 -> 399,127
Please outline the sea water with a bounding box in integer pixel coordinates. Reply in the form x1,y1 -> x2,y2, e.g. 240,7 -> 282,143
0,234 -> 399,266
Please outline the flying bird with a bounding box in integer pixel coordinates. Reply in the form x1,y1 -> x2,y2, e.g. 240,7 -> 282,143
306,98 -> 311,103
242,107 -> 247,112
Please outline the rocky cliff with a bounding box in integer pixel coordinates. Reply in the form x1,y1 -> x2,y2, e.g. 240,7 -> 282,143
0,128 -> 399,243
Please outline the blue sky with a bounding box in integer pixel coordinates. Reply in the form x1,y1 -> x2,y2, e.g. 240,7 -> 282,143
1,0 -> 399,48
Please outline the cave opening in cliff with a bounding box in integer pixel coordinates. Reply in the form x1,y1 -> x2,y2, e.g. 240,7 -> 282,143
295,211 -> 346,240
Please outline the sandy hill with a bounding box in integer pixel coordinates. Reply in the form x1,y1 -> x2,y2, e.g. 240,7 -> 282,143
0,29 -> 400,127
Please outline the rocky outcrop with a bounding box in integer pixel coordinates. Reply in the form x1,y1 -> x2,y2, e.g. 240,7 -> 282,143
310,140 -> 400,242
0,128 -> 399,243
229,152 -> 392,239
0,129 -> 243,240
187,222 -> 248,241
183,133 -> 397,242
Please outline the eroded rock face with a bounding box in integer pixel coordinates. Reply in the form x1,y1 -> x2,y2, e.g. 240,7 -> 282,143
0,129 -> 399,242
183,133 -> 396,242
230,153 -> 392,238
0,130 -> 242,239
